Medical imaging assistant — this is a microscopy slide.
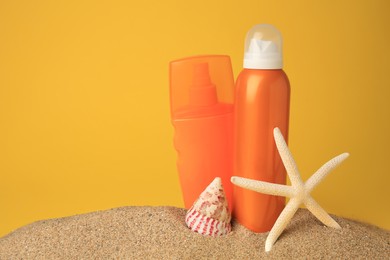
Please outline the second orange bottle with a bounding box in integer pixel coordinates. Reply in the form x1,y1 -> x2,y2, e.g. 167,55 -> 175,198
233,24 -> 291,232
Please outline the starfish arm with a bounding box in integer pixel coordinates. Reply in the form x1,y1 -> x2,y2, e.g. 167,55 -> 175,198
304,195 -> 341,229
265,197 -> 301,252
273,128 -> 304,187
231,176 -> 294,198
305,153 -> 349,193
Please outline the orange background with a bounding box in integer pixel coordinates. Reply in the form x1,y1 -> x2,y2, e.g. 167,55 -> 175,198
1,0 -> 389,236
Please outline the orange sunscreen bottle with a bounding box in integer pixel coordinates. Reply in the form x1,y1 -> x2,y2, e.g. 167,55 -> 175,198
169,55 -> 235,210
233,24 -> 290,232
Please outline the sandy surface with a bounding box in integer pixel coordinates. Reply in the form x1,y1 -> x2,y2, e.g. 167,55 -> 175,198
0,206 -> 389,259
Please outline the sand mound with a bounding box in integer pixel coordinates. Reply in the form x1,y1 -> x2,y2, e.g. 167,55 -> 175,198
0,207 -> 389,259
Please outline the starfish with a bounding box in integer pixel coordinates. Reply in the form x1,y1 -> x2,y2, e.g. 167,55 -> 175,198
231,127 -> 349,252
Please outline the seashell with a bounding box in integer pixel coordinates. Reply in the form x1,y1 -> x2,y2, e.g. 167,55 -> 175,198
185,177 -> 231,236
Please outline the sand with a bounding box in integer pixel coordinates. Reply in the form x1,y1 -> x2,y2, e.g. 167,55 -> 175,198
0,207 -> 389,259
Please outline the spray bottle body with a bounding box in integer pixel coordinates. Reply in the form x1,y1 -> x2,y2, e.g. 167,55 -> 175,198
172,104 -> 233,210
169,55 -> 235,210
233,68 -> 290,232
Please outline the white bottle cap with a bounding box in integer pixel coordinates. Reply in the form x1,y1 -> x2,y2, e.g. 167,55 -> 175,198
243,24 -> 283,69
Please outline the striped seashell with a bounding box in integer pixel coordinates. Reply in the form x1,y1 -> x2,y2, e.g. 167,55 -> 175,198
185,177 -> 231,236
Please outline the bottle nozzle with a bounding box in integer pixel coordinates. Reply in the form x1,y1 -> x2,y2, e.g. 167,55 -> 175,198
243,24 -> 283,69
189,62 -> 217,106
193,62 -> 213,87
